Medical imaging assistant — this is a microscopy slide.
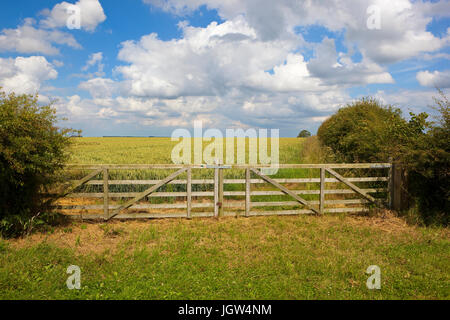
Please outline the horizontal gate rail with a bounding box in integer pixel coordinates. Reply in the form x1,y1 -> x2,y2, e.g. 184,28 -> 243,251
55,188 -> 385,199
56,200 -> 370,211
67,208 -> 372,221
74,177 -> 388,186
67,163 -> 391,169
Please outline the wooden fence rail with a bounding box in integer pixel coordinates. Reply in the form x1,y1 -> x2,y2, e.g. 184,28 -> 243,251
53,163 -> 394,221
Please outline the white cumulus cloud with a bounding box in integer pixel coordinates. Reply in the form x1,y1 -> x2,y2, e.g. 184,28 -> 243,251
143,0 -> 450,64
0,56 -> 58,95
417,70 -> 450,88
0,18 -> 81,55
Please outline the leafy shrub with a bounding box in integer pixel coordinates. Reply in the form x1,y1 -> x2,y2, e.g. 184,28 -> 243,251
317,97 -> 411,162
0,89 -> 79,238
397,91 -> 449,225
317,94 -> 448,225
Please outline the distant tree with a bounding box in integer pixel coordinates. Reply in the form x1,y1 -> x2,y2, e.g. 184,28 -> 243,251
297,130 -> 312,138
0,88 -> 80,237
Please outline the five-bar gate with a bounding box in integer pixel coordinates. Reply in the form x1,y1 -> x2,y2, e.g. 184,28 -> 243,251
53,163 -> 393,220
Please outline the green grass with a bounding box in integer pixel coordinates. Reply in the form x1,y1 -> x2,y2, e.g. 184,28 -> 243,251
1,215 -> 448,300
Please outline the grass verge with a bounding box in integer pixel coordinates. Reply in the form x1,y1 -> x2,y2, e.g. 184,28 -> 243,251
0,213 -> 448,300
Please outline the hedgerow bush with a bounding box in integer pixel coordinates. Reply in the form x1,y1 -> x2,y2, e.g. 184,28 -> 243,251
0,89 -> 79,238
317,97 -> 412,162
398,91 -> 449,225
317,94 -> 449,225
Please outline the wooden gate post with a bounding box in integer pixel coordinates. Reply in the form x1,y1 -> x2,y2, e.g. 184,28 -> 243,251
103,168 -> 109,220
392,162 -> 401,211
320,167 -> 325,215
391,162 -> 409,211
187,167 -> 192,219
218,167 -> 224,217
214,168 -> 219,218
388,159 -> 393,209
245,168 -> 251,217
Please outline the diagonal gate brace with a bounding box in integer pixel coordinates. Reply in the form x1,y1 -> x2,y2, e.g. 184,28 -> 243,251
106,168 -> 187,221
325,168 -> 379,205
63,168 -> 103,198
251,168 -> 320,215
45,168 -> 103,209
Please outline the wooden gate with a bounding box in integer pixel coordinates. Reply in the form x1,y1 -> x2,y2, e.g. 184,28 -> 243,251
53,163 -> 392,220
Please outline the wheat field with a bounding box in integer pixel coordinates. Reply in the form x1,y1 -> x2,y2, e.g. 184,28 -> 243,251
69,137 -> 304,165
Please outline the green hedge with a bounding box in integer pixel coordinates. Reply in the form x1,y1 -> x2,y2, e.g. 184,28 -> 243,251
317,94 -> 449,225
0,89 -> 79,237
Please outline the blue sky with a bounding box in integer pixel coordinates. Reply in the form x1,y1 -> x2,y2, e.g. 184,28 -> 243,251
0,0 -> 449,137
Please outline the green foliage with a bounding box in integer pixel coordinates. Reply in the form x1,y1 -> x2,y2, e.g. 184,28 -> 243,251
397,90 -> 449,225
297,130 -> 312,138
0,89 -> 79,238
317,94 -> 449,225
317,97 -> 411,162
